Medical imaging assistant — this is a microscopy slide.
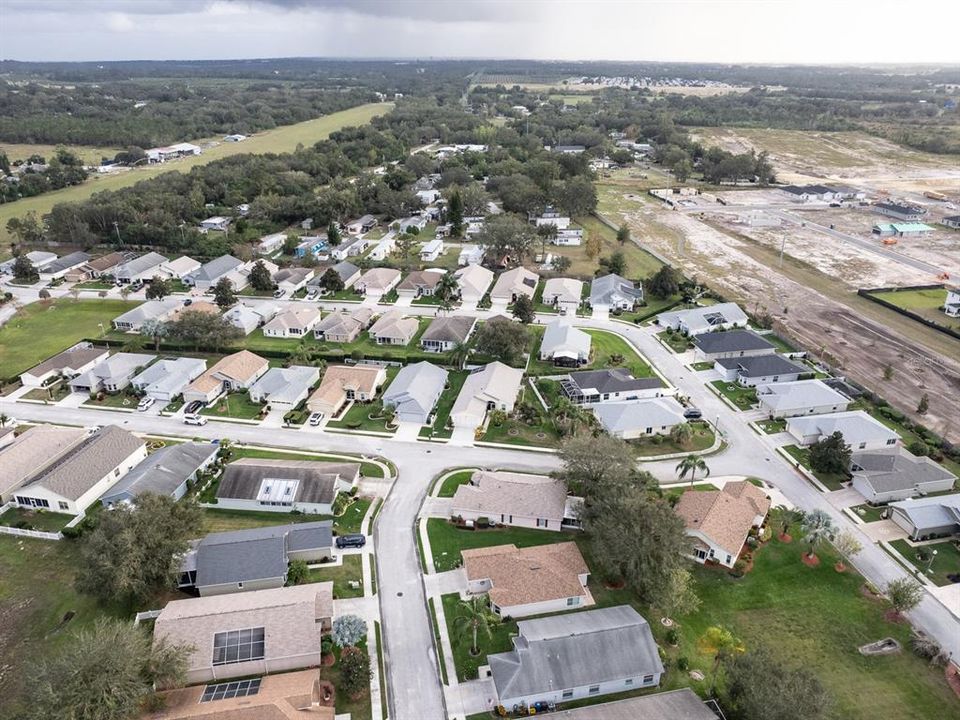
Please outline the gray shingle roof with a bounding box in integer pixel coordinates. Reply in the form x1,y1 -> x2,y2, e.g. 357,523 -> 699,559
568,369 -> 661,395
421,316 -> 476,344
216,458 -> 359,505
382,361 -> 448,417
590,273 -> 643,306
692,330 -> 775,354
851,447 -> 956,494
594,398 -> 686,434
115,251 -> 168,279
890,493 -> 960,532
544,689 -> 715,720
41,251 -> 90,274
716,354 -> 807,377
101,442 -> 218,503
189,255 -> 243,284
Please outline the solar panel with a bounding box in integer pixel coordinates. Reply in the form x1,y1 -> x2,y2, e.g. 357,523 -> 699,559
212,626 -> 265,666
200,677 -> 262,702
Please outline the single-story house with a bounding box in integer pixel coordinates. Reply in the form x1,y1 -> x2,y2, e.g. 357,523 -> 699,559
132,357 -> 207,402
420,238 -> 444,262
330,238 -> 369,261
656,302 -> 749,335
273,267 -> 315,295
256,232 -> 287,255
941,215 -> 960,230
488,606 -> 664,709
399,215 -> 428,234
369,310 -> 419,345
561,368 -> 664,405
593,397 -> 687,439
223,302 -> 280,335
451,470 -> 581,531
553,228 -> 583,246
20,343 -> 109,388
589,273 -> 643,311
523,689 -> 716,720
262,306 -> 322,339
114,252 -> 168,285
692,330 -> 776,361
450,362 -> 524,431
454,263 -> 494,302
307,365 -> 387,417
458,244 -> 485,266
463,542 -> 590,618
158,255 -> 201,280
152,583 -> 334,685
146,142 -> 201,163
0,425 -> 88,503
295,235 -> 328,259
381,361 -> 448,425
356,267 -> 401,298
112,298 -> 182,332
100,442 -> 219,506
178,522 -> 334,596
82,251 -> 127,278
199,216 -> 231,233
417,188 -> 441,204
786,411 -> 900,451
542,278 -> 584,314
184,255 -> 245,291
675,481 -> 771,568
327,261 -> 361,289
715,354 -> 808,386
874,202 -> 924,222
873,222 -> 934,237
757,379 -> 851,418
539,319 -> 591,366
346,214 -> 377,235
248,365 -> 319,411
12,426 -> 146,515
889,493 -> 960,541
421,315 -> 476,352
0,250 -> 57,274
850,447 -> 957,505
944,286 -> 960,317
39,251 -> 91,280
68,352 -> 156,394
313,307 -> 373,343
397,270 -> 444,298
367,235 -> 395,262
490,266 -> 539,303
183,351 -> 269,405
530,209 -> 571,230
215,458 -> 360,515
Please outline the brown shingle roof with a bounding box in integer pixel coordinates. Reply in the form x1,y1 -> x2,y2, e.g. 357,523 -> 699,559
675,483 -> 771,558
462,542 -> 588,608
23,343 -> 107,379
307,365 -> 385,410
452,471 -> 568,524
188,350 -> 268,393
0,425 -> 88,498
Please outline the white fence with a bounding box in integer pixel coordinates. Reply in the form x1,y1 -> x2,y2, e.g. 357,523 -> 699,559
0,525 -> 62,541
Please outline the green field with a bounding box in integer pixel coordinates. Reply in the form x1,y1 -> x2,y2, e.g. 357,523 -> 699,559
710,379 -> 757,411
305,554 -> 365,599
0,142 -> 123,165
200,392 -> 266,420
527,327 -> 657,378
551,215 -> 665,279
0,103 -> 393,246
427,518 -> 571,573
419,371 -> 469,440
865,288 -> 960,331
0,298 -> 139,379
435,470 -> 476,498
888,539 -> 960,587
782,444 -> 848,491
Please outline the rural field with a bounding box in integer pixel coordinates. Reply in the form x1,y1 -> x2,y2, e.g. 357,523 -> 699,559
0,102 -> 393,246
864,287 -> 960,332
0,142 -> 123,165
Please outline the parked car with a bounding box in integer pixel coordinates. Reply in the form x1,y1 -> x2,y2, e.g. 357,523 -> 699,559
137,396 -> 155,412
336,534 -> 366,549
183,413 -> 207,426
273,288 -> 285,298
683,407 -> 703,420
308,411 -> 325,426
183,298 -> 192,306
185,400 -> 204,414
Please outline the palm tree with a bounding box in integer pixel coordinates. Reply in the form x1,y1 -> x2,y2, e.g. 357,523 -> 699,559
699,625 -> 744,692
669,422 -> 693,448
0,413 -> 9,428
449,341 -> 471,370
453,596 -> 499,656
675,454 -> 709,487
801,509 -> 835,559
435,272 -> 459,312
771,505 -> 804,540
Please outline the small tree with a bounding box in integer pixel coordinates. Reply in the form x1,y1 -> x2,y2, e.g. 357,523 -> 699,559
319,267 -> 345,292
447,188 -> 464,237
248,260 -> 274,292
12,254 -> 38,282
286,559 -> 308,585
339,646 -> 371,696
282,235 -> 299,256
332,614 -> 368,648
144,275 -> 171,301
699,625 -> 744,681
916,393 -> 929,414
551,255 -> 572,273
831,529 -> 863,571
584,230 -> 602,259
800,509 -> 834,560
453,595 -> 498,656
883,363 -> 894,381
675,454 -> 709,486
647,265 -> 681,299
511,294 -> 535,324
616,223 -> 630,245
599,250 -> 627,276
807,431 -> 850,475
669,422 -> 693,448
472,319 -> 530,365
771,505 -> 804,540
724,645 -> 830,720
327,221 -> 342,247
886,577 -> 923,617
212,277 -> 237,309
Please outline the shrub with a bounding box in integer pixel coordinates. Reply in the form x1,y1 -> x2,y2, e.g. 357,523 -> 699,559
665,628 -> 679,645
332,615 -> 368,648
339,645 -> 371,695
677,656 -> 689,671
476,516 -> 490,528
907,440 -> 930,457
287,559 -> 308,585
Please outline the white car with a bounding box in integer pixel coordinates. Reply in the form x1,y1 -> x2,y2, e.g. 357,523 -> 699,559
137,397 -> 155,412
183,413 -> 207,426
308,412 -> 325,426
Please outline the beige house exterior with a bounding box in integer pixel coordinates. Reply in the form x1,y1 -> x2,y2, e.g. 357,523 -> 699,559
356,267 -> 401,298
490,266 -> 539,303
183,350 -> 269,405
306,364 -> 387,417
369,310 -> 419,345
451,471 -> 579,531
675,481 -> 771,568
450,362 -> 523,432
0,425 -> 88,503
262,306 -> 322,339
313,307 -> 373,343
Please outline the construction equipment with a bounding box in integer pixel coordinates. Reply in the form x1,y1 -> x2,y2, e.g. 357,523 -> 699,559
882,238 -> 898,246
924,190 -> 948,201
937,273 -> 950,281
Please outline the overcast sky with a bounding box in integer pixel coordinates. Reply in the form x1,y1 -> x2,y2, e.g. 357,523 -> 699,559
2,0 -> 959,65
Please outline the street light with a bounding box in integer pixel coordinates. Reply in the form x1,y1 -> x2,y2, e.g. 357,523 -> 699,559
926,549 -> 938,575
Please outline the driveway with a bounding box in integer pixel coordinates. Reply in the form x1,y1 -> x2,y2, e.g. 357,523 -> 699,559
449,426 -> 476,446
861,520 -> 908,543
424,568 -> 467,597
826,487 -> 865,510
394,295 -> 413,308
421,496 -> 453,518
392,421 -> 422,442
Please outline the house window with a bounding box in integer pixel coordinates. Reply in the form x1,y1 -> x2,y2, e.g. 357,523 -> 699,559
212,627 -> 265,666
625,678 -> 634,686
566,597 -> 577,606
726,555 -> 732,564
536,518 -> 548,528
643,674 -> 655,684
859,442 -> 867,449
58,501 -> 69,511
588,685 -> 600,695
562,689 -> 574,699
886,438 -> 896,445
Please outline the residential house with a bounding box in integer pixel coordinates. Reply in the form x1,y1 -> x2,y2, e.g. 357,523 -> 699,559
397,270 -> 444,298
675,481 -> 770,568
451,470 -> 581,531
20,343 -> 109,388
295,236 -> 328,258
248,365 -> 320,411
184,255 -> 245,291
114,252 -> 168,285
367,235 -> 396,262
369,310 -> 419,345
399,215 -> 428,234
82,251 -> 126,279
346,214 -> 377,235
39,251 -> 91,280
0,250 -> 57,274
561,368 -> 664,405
889,494 -> 960,540
786,411 -> 900,450
132,357 -> 207,402
463,542 -> 590,618
256,232 -> 287,255
421,316 -> 476,352
657,302 -> 749,335
715,354 -> 807,386
488,606 -> 664,709
490,266 -> 539,303
12,426 -> 147,515
112,298 -> 182,332
850,447 -> 957,505
458,244 -> 485,266
183,351 -> 269,406
454,263 -> 494,302
307,365 -> 387,417
273,267 -> 315,295
215,458 -> 360,515
530,208 -> 571,230
417,188 -> 441,205
553,228 -> 583,246
0,425 -> 88,503
312,307 -> 373,343
420,238 -> 444,262
874,202 -> 925,222
523,689 -> 716,720
944,286 -> 960,317
450,362 -> 524,432
542,278 -> 584,314
539,319 -> 591,366
589,274 -> 643,311
199,216 -> 231,233
692,330 -> 776,361
68,352 -> 156,394
152,583 -> 334,685
593,398 -> 687,439
381,361 -> 448,425
550,145 -> 587,154
356,267 -> 401,298
178,522 -> 334,596
159,256 -> 201,280
330,237 -> 368,261
223,302 -> 279,335
757,379 -> 851,418
145,142 -> 201,163
314,260 -> 361,290
942,215 -> 960,230
100,442 -> 219,506
262,306 -> 322,339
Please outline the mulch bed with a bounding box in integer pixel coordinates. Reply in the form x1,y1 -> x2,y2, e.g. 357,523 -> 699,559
321,653 -> 336,666
945,664 -> 960,699
778,533 -> 793,543
603,579 -> 626,590
860,584 -> 885,603
884,609 -> 906,624
801,553 -> 820,567
834,562 -> 847,573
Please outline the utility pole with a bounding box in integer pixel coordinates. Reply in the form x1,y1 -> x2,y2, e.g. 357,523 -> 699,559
113,221 -> 122,247
779,235 -> 786,268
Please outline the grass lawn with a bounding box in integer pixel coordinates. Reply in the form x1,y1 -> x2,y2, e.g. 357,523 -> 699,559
867,288 -> 960,331
630,422 -> 715,457
757,418 -> 787,434
441,592 -> 519,682
690,361 -> 715,371
317,640 -> 373,720
762,332 -> 797,353
889,539 -> 960,587
228,446 -> 383,478
662,482 -> 719,501
606,295 -> 683,325
534,377 -> 564,408
305,554 -> 364,598
83,391 -> 138,410
73,280 -> 116,290
782,444 -> 849,491
526,328 -> 656,379
200,497 -> 369,536
480,413 -> 561,449
0,299 -> 138,379
327,399 -> 394,433
426,518 -> 574,573
200,392 -> 266,420
419,370 -> 469,440
850,503 -> 888,523
23,382 -> 70,402
436,470 -> 476,498
657,330 -> 694,354
0,507 -> 74,532
710,380 -> 757,410
428,598 -> 450,685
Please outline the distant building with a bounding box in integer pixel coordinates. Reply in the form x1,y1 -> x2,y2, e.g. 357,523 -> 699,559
874,202 -> 925,222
